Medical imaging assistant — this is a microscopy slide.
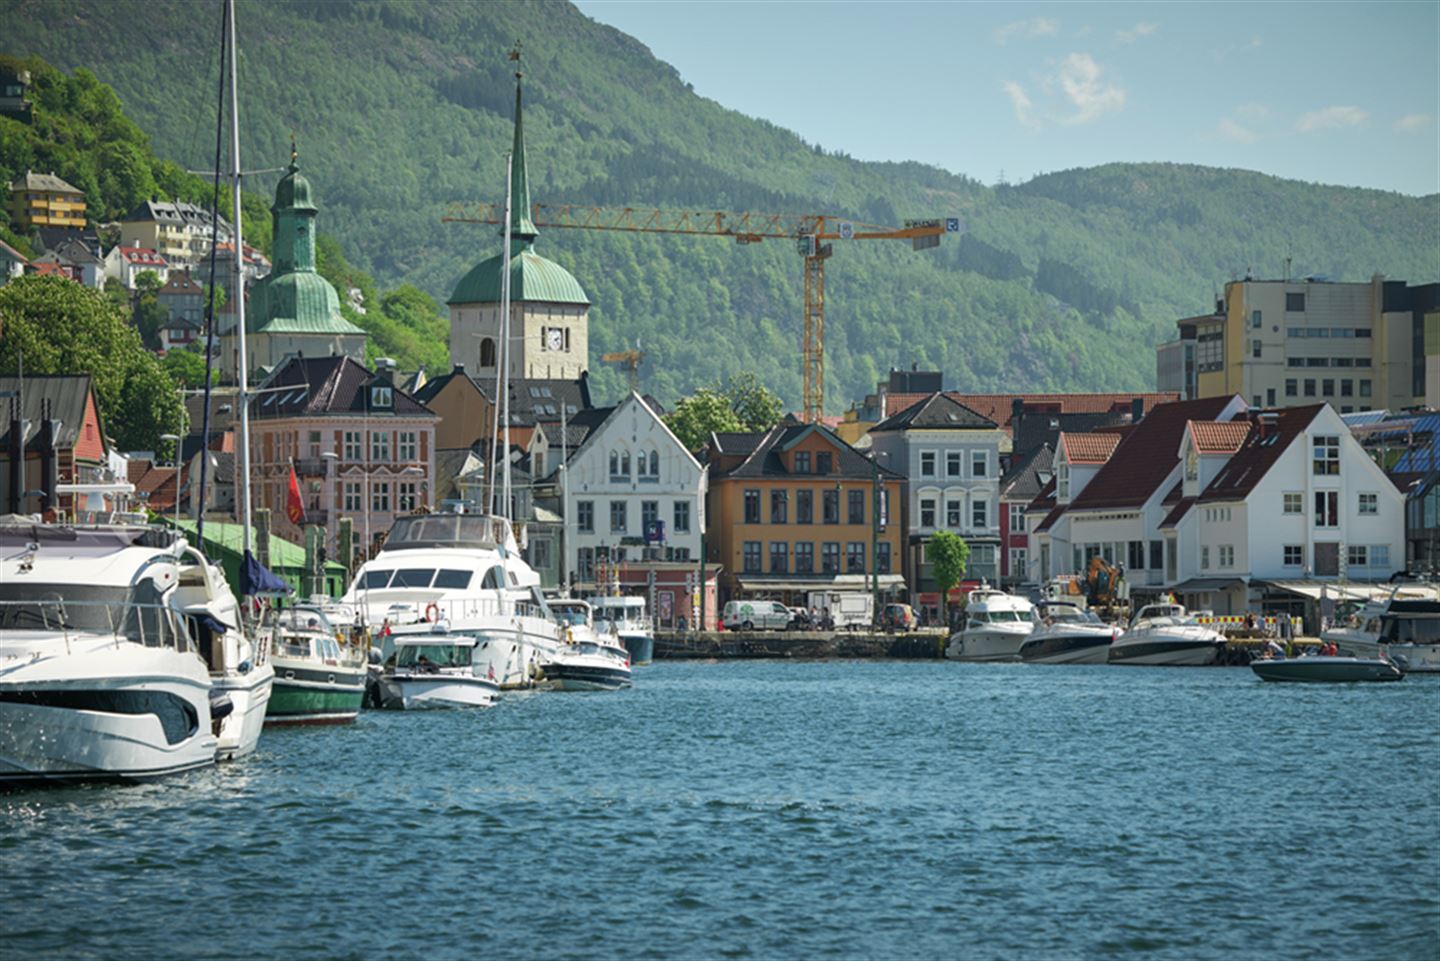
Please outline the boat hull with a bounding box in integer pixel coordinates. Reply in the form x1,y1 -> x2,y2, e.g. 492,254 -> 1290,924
212,665 -> 273,760
1020,632 -> 1114,665
1251,656 -> 1404,683
1109,638 -> 1225,666
545,664 -> 632,691
379,672 -> 499,709
946,628 -> 1033,662
1389,644 -> 1440,673
620,632 -> 654,666
265,665 -> 367,725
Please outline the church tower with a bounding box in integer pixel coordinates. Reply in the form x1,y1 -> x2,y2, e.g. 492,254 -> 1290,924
447,51 -> 590,382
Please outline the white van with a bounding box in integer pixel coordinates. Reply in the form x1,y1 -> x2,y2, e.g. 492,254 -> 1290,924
722,599 -> 793,631
806,591 -> 874,629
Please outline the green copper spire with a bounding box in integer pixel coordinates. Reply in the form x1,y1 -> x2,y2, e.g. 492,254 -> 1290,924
508,42 -> 537,243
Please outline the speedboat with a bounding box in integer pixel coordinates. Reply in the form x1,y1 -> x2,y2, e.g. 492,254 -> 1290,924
1251,654 -> 1404,683
1108,602 -> 1227,666
1324,586 -> 1439,673
544,638 -> 632,692
376,631 -> 500,709
0,523 -> 221,784
589,595 -> 654,665
945,587 -> 1035,662
1020,601 -> 1120,664
342,510 -> 565,690
264,605 -> 367,725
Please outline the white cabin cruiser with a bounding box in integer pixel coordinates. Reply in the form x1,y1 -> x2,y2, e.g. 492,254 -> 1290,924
945,587 -> 1036,662
342,511 -> 564,690
376,631 -> 500,709
0,524 -> 221,784
546,600 -> 632,691
1108,603 -> 1226,666
588,595 -> 654,665
1020,602 -> 1120,665
1323,587 -> 1440,673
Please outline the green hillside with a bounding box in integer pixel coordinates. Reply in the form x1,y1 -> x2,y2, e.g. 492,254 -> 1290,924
4,0 -> 1435,409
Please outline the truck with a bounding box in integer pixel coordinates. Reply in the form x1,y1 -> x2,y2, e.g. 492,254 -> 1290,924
806,591 -> 875,630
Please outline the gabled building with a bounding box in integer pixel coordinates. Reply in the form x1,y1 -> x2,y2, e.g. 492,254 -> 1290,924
29,236 -> 102,288
104,245 -> 170,288
412,364 -> 495,452
706,421 -> 904,609
0,236 -> 27,283
0,375 -> 113,519
999,443 -> 1052,587
8,170 -> 85,230
156,270 -> 206,351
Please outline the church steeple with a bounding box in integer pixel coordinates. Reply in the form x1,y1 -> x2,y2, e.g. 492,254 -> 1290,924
271,136 -> 318,274
508,42 -> 538,244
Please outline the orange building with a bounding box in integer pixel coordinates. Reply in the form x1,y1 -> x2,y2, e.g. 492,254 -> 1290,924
706,422 -> 905,607
8,170 -> 86,230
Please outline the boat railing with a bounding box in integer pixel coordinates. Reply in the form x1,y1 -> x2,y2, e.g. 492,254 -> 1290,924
384,595 -> 550,628
0,598 -> 192,656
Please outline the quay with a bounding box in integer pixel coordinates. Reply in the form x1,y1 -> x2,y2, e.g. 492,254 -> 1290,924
654,631 -> 1321,663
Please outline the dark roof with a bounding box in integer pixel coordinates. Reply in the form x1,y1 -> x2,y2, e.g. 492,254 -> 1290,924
1068,396 -> 1238,511
1159,497 -> 1197,529
1000,444 -> 1053,501
1012,409 -> 1129,459
0,375 -> 100,453
711,432 -> 765,455
713,423 -> 905,481
505,374 -> 593,425
1198,406 -> 1324,504
871,392 -> 997,432
412,364 -> 491,406
51,236 -> 102,266
159,271 -> 204,295
250,356 -> 434,419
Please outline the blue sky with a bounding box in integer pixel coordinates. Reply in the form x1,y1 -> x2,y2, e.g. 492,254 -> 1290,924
573,1 -> 1439,196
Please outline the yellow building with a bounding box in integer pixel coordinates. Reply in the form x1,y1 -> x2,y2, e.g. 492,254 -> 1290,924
8,170 -> 85,230
1184,275 -> 1437,413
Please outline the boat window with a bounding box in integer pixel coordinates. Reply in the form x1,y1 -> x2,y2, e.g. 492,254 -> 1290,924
432,570 -> 472,590
969,612 -> 989,624
0,583 -> 130,633
360,570 -> 393,589
390,569 -> 437,589
1382,616 -> 1437,643
397,644 -> 472,668
481,566 -> 507,590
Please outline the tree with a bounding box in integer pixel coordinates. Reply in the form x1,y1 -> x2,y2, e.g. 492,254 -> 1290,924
0,275 -> 183,451
724,371 -> 784,432
664,388 -> 742,451
928,530 -> 970,629
161,347 -> 209,389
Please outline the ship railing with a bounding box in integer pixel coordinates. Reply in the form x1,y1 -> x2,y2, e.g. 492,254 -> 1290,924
0,598 -> 192,657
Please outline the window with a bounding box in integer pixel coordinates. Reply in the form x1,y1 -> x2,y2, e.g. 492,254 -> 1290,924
673,500 -> 691,533
822,489 -> 840,524
795,542 -> 815,573
1185,448 -> 1199,482
369,385 -> 393,409
577,547 -> 594,582
1252,339 -> 1262,359
877,542 -> 891,574
1219,545 -> 1235,568
345,430 -> 364,462
744,489 -> 761,524
1347,545 -> 1368,568
608,450 -> 623,480
846,542 -> 865,573
848,489 -> 865,525
1128,541 -> 1145,570
1166,539 -> 1177,581
370,431 -> 390,463
1304,379 -> 1316,397
1322,379 -> 1334,396
577,500 -> 594,533
1201,545 -> 1210,569
397,481 -> 418,512
1340,379 -> 1353,397
1252,309 -> 1263,328
1283,545 -> 1303,566
946,498 -> 962,529
610,500 -> 628,533
1283,492 -> 1303,514
1149,540 -> 1164,570
1334,357 -> 1353,368
743,541 -> 762,573
771,489 -> 788,524
920,496 -> 937,528
1009,547 -> 1027,579
307,430 -> 321,457
946,451 -> 963,477
1314,490 -> 1338,528
1358,492 -> 1378,515
1312,436 -> 1340,475
970,544 -> 997,580
970,450 -> 988,478
397,431 -> 418,462
821,542 -> 841,573
971,498 -> 988,529
1285,379 -> 1297,397
1266,388 -> 1276,407
770,542 -> 789,573
920,451 -> 937,477
530,538 -> 552,571
1359,380 -> 1371,398
815,452 -> 832,475
642,500 -> 659,534
794,451 -> 811,474
1056,463 -> 1070,500
1286,292 -> 1305,312
371,482 -> 390,513
343,481 -> 361,511
1371,545 -> 1390,569
1009,503 -> 1027,533
636,450 -> 652,481
797,490 -> 814,524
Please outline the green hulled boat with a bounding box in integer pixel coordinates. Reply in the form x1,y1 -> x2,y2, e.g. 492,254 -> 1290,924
265,606 -> 368,725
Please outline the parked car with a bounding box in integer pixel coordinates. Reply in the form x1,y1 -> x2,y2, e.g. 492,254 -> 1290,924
722,600 -> 793,631
880,603 -> 916,632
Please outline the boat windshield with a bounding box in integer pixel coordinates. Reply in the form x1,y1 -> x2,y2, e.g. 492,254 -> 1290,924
985,609 -> 1030,623
553,608 -> 588,627
397,644 -> 472,668
0,582 -> 188,649
383,513 -> 509,551
1380,615 -> 1439,644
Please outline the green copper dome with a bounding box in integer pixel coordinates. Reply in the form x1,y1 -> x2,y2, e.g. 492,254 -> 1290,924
250,271 -> 363,336
447,243 -> 590,306
272,162 -> 317,214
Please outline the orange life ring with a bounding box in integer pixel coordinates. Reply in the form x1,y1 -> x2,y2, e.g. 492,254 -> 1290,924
425,602 -> 440,623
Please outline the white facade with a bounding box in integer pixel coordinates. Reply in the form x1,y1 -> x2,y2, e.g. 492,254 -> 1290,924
560,392 -> 706,588
103,246 -> 170,289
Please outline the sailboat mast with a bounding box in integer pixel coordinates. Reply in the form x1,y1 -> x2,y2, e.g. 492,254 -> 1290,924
227,0 -> 253,560
500,151 -> 513,520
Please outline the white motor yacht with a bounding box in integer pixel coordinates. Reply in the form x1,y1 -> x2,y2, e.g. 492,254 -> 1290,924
376,632 -> 499,709
546,599 -> 632,691
945,587 -> 1036,662
588,595 -> 654,665
342,510 -> 564,690
0,524 -> 221,784
1108,602 -> 1226,666
1323,586 -> 1439,673
1020,601 -> 1120,664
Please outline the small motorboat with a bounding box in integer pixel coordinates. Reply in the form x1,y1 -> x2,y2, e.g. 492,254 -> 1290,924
544,639 -> 632,691
1251,655 -> 1404,683
1020,601 -> 1119,665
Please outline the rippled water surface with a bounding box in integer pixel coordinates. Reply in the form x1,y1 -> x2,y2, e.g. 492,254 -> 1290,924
3,661 -> 1438,960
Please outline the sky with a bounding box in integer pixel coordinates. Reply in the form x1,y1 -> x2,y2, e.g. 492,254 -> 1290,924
573,1 -> 1439,196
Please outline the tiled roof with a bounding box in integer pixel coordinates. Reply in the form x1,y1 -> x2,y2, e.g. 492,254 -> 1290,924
118,246 -> 167,266
160,271 -> 203,295
871,392 -> 997,432
1001,444 -> 1053,501
713,423 -> 904,481
30,261 -> 72,278
250,356 -> 434,419
1059,432 -> 1121,464
0,375 -> 100,454
711,432 -> 765,455
1067,396 -> 1238,511
10,170 -> 82,194
1188,420 -> 1251,453
1198,406 -> 1324,504
883,391 -> 1180,428
506,375 -> 593,425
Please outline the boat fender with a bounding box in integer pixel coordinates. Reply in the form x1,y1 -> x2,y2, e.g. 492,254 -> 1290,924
425,602 -> 440,623
209,690 -> 234,722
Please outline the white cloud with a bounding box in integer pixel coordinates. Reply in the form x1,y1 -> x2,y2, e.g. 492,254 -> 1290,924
993,18 -> 1059,45
1055,53 -> 1126,125
1296,105 -> 1369,133
1395,113 -> 1433,132
1216,118 -> 1258,143
1002,81 -> 1037,129
1234,102 -> 1270,122
1115,22 -> 1158,44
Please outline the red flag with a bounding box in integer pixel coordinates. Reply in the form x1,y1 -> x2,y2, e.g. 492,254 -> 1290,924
286,462 -> 306,526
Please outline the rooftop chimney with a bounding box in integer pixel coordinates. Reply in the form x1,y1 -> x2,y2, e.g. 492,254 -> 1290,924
1131,398 -> 1144,424
1011,397 -> 1024,427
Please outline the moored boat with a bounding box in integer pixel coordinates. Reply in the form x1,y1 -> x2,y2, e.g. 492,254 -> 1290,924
544,638 -> 632,691
1251,655 -> 1404,683
1020,601 -> 1120,665
1108,602 -> 1226,666
376,631 -> 500,709
589,595 -> 654,665
265,606 -> 367,724
1324,586 -> 1440,673
945,587 -> 1035,662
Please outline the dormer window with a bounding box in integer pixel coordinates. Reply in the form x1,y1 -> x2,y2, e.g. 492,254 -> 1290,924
794,451 -> 811,474
370,385 -> 393,409
816,451 -> 833,475
1057,462 -> 1070,500
1184,447 -> 1198,482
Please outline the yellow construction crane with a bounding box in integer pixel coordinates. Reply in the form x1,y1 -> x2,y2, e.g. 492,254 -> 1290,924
601,346 -> 645,394
444,203 -> 956,422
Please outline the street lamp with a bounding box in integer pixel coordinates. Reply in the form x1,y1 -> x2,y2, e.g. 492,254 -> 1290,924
160,433 -> 181,531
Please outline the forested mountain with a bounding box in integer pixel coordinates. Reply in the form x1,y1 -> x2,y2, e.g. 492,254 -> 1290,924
4,0 -> 1435,409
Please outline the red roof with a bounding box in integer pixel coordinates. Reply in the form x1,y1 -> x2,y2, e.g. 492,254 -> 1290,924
1060,431 -> 1121,464
1188,420 -> 1251,454
1198,406 -> 1324,504
884,391 -> 1180,427
31,261 -> 74,279
118,246 -> 167,266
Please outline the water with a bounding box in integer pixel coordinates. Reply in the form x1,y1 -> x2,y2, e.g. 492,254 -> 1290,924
3,661 -> 1437,960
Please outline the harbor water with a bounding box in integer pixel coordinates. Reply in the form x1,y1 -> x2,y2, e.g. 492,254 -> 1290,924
3,661 -> 1437,960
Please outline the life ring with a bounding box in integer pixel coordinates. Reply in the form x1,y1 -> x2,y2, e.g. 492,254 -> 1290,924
425,602 -> 440,623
